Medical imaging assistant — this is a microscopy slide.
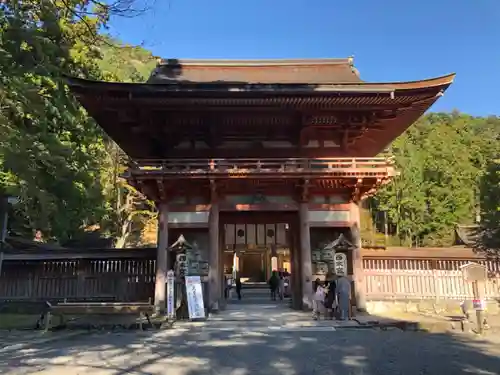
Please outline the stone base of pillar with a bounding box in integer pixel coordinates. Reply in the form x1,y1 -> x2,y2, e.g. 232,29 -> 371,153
355,288 -> 367,312
302,294 -> 313,310
210,300 -> 220,313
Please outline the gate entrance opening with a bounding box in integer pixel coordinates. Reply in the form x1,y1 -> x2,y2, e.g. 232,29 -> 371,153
220,211 -> 300,306
223,223 -> 292,282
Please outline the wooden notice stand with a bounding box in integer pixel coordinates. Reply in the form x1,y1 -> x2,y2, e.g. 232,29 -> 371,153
461,262 -> 488,334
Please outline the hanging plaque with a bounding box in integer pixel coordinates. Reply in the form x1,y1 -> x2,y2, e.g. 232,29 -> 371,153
334,253 -> 348,276
176,253 -> 188,278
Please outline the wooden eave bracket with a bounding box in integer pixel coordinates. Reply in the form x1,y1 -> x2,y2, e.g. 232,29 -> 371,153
156,178 -> 166,201
360,178 -> 390,200
351,178 -> 363,202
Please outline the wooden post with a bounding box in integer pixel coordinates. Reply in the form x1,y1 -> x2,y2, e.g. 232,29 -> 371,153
0,251 -> 3,278
350,202 -> 367,312
209,202 -> 220,312
299,202 -> 313,309
76,260 -> 88,299
472,281 -> 485,334
154,202 -> 169,315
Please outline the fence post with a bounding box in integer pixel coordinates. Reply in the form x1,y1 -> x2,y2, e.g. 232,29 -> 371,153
76,260 -> 88,300
390,271 -> 397,299
432,267 -> 441,313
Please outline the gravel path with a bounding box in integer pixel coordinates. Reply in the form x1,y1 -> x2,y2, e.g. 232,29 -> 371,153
1,326 -> 499,374
0,302 -> 499,375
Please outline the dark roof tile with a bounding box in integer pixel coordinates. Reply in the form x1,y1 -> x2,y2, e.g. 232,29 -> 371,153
147,58 -> 362,84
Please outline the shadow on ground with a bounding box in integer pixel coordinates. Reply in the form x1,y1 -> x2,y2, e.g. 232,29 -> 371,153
0,308 -> 500,375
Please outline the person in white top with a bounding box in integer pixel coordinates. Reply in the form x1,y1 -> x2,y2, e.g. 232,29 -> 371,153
312,278 -> 326,320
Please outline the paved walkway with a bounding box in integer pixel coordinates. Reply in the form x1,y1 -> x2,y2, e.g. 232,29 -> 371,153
1,317 -> 500,374
208,302 -> 358,331
1,293 -> 500,374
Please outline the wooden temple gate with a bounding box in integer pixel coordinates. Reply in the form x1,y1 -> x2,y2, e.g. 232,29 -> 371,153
65,58 -> 454,313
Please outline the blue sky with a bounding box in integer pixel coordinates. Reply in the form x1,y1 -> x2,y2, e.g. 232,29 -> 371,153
108,0 -> 500,116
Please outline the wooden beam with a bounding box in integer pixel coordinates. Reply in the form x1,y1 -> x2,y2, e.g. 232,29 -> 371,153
301,179 -> 310,202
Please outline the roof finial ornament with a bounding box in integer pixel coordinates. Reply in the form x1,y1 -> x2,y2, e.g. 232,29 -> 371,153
348,56 -> 355,65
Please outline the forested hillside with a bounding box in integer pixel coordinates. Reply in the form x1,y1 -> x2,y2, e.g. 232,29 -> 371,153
1,1 -> 499,250
368,113 -> 500,248
0,1 -> 157,247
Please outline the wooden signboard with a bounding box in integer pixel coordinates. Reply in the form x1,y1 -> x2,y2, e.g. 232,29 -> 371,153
185,275 -> 206,320
460,262 -> 488,282
460,262 -> 488,334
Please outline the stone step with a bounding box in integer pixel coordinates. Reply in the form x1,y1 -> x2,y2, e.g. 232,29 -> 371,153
240,282 -> 269,289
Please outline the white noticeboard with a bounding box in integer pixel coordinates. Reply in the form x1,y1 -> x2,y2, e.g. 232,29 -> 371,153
185,275 -> 206,320
166,270 -> 175,319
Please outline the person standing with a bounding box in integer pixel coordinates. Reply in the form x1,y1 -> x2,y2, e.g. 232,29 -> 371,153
336,275 -> 351,320
278,269 -> 285,300
324,278 -> 337,320
268,271 -> 279,301
235,277 -> 242,300
312,278 -> 326,320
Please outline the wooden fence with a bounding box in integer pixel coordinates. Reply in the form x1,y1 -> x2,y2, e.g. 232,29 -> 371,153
2,246 -> 500,303
362,248 -> 500,300
0,248 -> 157,302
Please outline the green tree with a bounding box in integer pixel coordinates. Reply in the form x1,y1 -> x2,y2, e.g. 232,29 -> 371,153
0,0 -> 155,243
477,159 -> 500,256
371,112 -> 500,247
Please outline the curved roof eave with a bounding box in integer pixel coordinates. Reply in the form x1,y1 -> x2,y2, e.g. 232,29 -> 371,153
64,73 -> 455,94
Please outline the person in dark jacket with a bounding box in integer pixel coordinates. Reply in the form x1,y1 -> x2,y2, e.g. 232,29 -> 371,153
324,279 -> 337,319
235,277 -> 242,300
268,271 -> 279,301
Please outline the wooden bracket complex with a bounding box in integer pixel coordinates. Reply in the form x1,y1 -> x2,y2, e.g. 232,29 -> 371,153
352,178 -> 363,202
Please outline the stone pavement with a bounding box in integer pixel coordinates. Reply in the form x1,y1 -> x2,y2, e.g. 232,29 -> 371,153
0,330 -> 85,354
1,295 -> 500,374
1,318 -> 500,374
207,302 -> 358,331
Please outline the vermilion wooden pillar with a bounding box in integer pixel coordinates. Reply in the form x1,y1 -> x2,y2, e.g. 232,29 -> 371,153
208,202 -> 220,311
350,202 -> 366,312
299,202 -> 313,309
154,202 -> 169,314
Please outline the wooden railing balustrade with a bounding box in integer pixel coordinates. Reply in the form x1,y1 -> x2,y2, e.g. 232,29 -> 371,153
127,157 -> 396,178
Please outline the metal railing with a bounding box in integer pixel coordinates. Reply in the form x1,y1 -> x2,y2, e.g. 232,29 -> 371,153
127,157 -> 397,179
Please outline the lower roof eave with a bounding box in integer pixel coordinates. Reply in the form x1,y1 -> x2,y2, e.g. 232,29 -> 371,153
66,73 -> 455,96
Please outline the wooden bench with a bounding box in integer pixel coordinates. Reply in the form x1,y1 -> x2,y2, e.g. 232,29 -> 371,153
44,299 -> 154,331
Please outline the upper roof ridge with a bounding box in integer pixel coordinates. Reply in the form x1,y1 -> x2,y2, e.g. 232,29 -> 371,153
157,58 -> 354,67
